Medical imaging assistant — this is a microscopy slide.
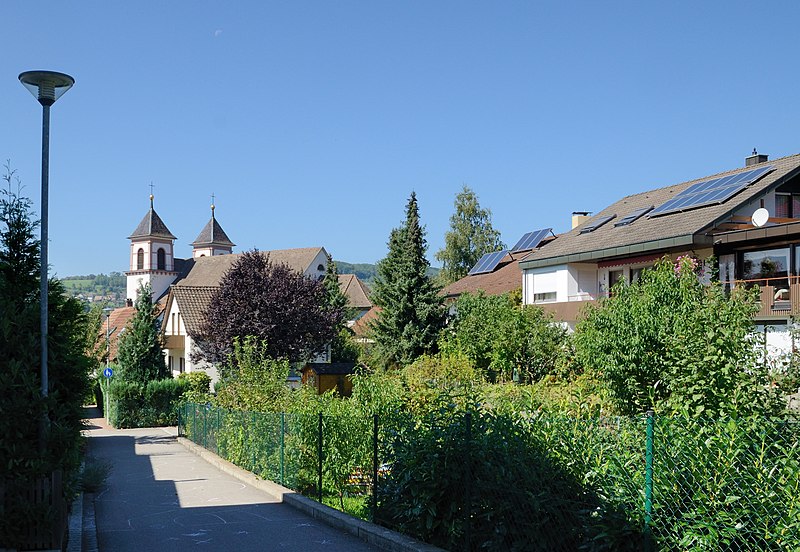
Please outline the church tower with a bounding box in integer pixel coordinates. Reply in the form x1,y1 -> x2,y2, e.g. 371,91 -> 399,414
191,201 -> 235,258
126,194 -> 178,302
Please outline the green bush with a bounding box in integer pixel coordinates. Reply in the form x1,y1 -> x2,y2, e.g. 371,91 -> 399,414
377,408 -> 643,551
108,378 -> 189,428
177,371 -> 212,403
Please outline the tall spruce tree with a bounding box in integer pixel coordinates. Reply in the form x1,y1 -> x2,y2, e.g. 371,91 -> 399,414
436,186 -> 505,284
117,282 -> 168,383
371,192 -> 445,366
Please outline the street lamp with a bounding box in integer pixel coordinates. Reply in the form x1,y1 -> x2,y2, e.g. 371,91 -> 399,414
18,71 -> 74,406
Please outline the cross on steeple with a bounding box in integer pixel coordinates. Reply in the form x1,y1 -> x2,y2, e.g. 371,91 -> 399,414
211,192 -> 216,216
149,182 -> 155,208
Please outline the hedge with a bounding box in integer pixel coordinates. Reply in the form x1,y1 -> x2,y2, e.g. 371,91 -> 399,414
108,378 -> 189,428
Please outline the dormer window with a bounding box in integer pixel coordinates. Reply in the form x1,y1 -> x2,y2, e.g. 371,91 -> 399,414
157,248 -> 166,270
137,248 -> 144,270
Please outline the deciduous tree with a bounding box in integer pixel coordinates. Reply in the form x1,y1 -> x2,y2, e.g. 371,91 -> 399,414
436,186 -> 505,284
573,257 -> 782,417
195,250 -> 343,373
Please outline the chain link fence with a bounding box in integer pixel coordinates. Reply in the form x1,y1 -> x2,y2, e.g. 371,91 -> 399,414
178,404 -> 800,551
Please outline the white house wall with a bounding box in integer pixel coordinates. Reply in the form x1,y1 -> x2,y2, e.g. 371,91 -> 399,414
127,272 -> 175,302
303,249 -> 329,281
522,265 -> 569,304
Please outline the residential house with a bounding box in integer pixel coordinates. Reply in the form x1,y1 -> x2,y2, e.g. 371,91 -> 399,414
338,273 -> 373,323
114,195 -> 369,387
519,151 -> 800,355
160,247 -> 332,384
442,228 -> 556,302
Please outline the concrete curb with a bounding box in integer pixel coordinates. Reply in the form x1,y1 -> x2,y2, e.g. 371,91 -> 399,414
81,493 -> 98,552
177,437 -> 445,552
66,492 -> 83,552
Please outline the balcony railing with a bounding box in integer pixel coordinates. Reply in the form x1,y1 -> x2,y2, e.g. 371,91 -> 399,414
721,276 -> 800,317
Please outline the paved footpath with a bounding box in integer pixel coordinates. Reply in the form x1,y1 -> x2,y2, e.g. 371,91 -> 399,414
85,412 -> 381,552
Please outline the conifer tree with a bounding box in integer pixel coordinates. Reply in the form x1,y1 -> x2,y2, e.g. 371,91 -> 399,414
117,282 -> 168,384
436,186 -> 505,284
0,165 -> 91,543
322,254 -> 360,362
323,253 -> 349,315
371,192 -> 445,366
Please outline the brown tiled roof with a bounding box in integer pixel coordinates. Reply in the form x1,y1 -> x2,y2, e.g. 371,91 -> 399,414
442,251 -> 526,299
128,206 -> 176,240
338,274 -> 372,309
351,306 -> 380,337
105,306 -> 136,362
166,286 -> 217,335
175,247 -> 324,287
520,154 -> 800,268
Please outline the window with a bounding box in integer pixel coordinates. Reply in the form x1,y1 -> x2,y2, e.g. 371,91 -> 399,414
775,194 -> 800,219
743,248 -> 791,303
171,313 -> 175,334
533,292 -> 557,303
168,356 -> 173,371
317,264 -> 325,271
742,248 -> 790,281
136,248 -> 144,270
157,248 -> 166,270
179,357 -> 185,373
630,266 -> 651,283
609,269 -> 625,288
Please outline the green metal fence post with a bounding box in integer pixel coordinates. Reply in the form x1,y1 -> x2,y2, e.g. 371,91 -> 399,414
372,414 -> 379,523
644,410 -> 654,552
465,411 -> 472,552
177,404 -> 182,436
202,406 -> 207,449
251,411 -> 257,473
317,413 -> 324,503
216,407 -> 221,455
280,412 -> 286,486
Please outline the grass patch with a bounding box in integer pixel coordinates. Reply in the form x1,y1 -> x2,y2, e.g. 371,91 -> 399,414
80,457 -> 112,493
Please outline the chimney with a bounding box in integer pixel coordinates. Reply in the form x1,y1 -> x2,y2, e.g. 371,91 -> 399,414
572,211 -> 591,229
745,148 -> 768,167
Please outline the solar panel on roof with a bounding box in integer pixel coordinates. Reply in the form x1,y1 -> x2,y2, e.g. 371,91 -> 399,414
614,206 -> 653,227
467,250 -> 509,275
511,228 -> 552,252
649,165 -> 774,217
579,215 -> 615,234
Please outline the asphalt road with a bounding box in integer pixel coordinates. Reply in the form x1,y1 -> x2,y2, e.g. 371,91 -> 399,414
86,415 -> 381,551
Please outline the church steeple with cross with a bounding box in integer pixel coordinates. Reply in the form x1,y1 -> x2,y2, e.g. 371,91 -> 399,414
190,193 -> 236,258
125,188 -> 178,302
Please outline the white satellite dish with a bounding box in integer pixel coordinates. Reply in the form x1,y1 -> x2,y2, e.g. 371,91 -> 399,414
752,207 -> 769,227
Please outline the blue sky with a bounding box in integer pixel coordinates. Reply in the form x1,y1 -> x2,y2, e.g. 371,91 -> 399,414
3,2 -> 800,277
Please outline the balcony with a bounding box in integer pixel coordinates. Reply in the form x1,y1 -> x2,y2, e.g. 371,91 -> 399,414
723,276 -> 800,318
164,334 -> 185,350
536,295 -> 597,323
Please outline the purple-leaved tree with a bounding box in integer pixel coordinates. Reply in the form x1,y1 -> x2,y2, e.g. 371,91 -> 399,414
193,250 -> 344,374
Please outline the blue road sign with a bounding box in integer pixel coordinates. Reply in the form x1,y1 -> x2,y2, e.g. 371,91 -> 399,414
103,367 -> 113,378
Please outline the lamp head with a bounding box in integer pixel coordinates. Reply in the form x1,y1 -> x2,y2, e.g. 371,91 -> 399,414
19,70 -> 75,106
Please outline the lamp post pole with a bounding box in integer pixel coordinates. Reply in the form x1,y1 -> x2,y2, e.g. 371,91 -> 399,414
19,70 -> 74,453
104,307 -> 113,422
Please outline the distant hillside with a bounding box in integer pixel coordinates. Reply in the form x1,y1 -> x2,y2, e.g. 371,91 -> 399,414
334,261 -> 439,286
60,272 -> 126,308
